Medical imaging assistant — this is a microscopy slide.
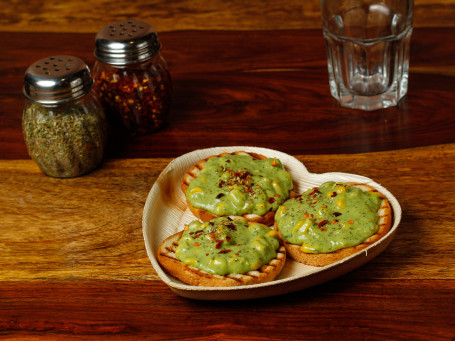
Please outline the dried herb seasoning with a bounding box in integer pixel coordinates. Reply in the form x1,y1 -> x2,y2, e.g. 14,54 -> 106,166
22,55 -> 107,178
22,95 -> 107,178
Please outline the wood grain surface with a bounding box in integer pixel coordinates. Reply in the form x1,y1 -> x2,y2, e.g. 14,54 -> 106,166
1,0 -> 455,339
2,28 -> 455,159
1,144 -> 454,338
1,0 -> 455,33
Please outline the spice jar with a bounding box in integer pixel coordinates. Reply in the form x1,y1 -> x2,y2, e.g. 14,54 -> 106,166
22,55 -> 107,178
93,19 -> 172,136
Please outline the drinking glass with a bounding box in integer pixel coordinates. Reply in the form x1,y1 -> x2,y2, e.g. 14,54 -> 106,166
321,0 -> 413,111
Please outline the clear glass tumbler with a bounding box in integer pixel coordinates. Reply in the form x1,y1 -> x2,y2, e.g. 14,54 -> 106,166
321,0 -> 413,111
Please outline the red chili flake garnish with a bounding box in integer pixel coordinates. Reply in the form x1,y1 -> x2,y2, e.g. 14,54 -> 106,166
93,66 -> 172,136
219,249 -> 232,254
271,158 -> 278,166
227,223 -> 237,231
309,188 -> 321,196
244,185 -> 254,194
274,193 -> 280,197
226,236 -> 231,242
268,197 -> 276,204
303,213 -> 309,218
331,191 -> 337,197
218,181 -> 225,188
331,220 -> 339,224
348,220 -> 354,224
333,212 -> 342,217
194,242 -> 199,247
216,193 -> 225,199
191,230 -> 203,237
311,214 -> 314,218
318,220 -> 328,228
215,240 -> 223,249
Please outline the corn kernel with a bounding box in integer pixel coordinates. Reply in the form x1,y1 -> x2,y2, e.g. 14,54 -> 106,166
189,187 -> 203,196
215,203 -> 226,215
183,258 -> 197,266
275,205 -> 286,219
335,185 -> 346,194
336,197 -> 345,210
272,180 -> 282,191
267,230 -> 277,237
293,219 -> 312,234
301,244 -> 315,253
253,240 -> 265,251
292,220 -> 305,233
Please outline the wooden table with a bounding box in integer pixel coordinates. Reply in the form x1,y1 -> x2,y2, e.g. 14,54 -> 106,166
1,1 -> 454,339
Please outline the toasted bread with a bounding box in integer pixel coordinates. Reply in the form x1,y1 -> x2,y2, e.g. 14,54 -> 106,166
157,218 -> 286,287
181,151 -> 293,226
157,230 -> 286,287
275,183 -> 393,267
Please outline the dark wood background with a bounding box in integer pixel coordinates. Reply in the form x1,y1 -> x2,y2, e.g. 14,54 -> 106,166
0,1 -> 454,340
1,1 -> 455,159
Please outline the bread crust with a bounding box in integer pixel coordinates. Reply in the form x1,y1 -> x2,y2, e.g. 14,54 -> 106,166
157,230 -> 286,287
274,183 -> 393,267
181,151 -> 293,225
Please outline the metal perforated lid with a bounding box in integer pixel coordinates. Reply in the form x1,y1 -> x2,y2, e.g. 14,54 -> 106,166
94,20 -> 161,65
23,55 -> 93,104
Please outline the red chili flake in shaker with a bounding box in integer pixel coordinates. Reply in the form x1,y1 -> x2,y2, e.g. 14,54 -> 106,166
93,67 -> 172,136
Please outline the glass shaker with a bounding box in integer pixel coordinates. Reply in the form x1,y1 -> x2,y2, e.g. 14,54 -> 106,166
23,55 -> 107,178
93,19 -> 172,136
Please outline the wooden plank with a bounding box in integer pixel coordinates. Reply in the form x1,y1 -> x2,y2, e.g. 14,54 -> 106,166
1,29 -> 455,159
1,0 -> 454,33
0,280 -> 453,339
1,144 -> 454,283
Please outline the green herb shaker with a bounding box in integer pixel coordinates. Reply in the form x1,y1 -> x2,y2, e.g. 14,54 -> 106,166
23,55 -> 107,178
93,19 -> 172,136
